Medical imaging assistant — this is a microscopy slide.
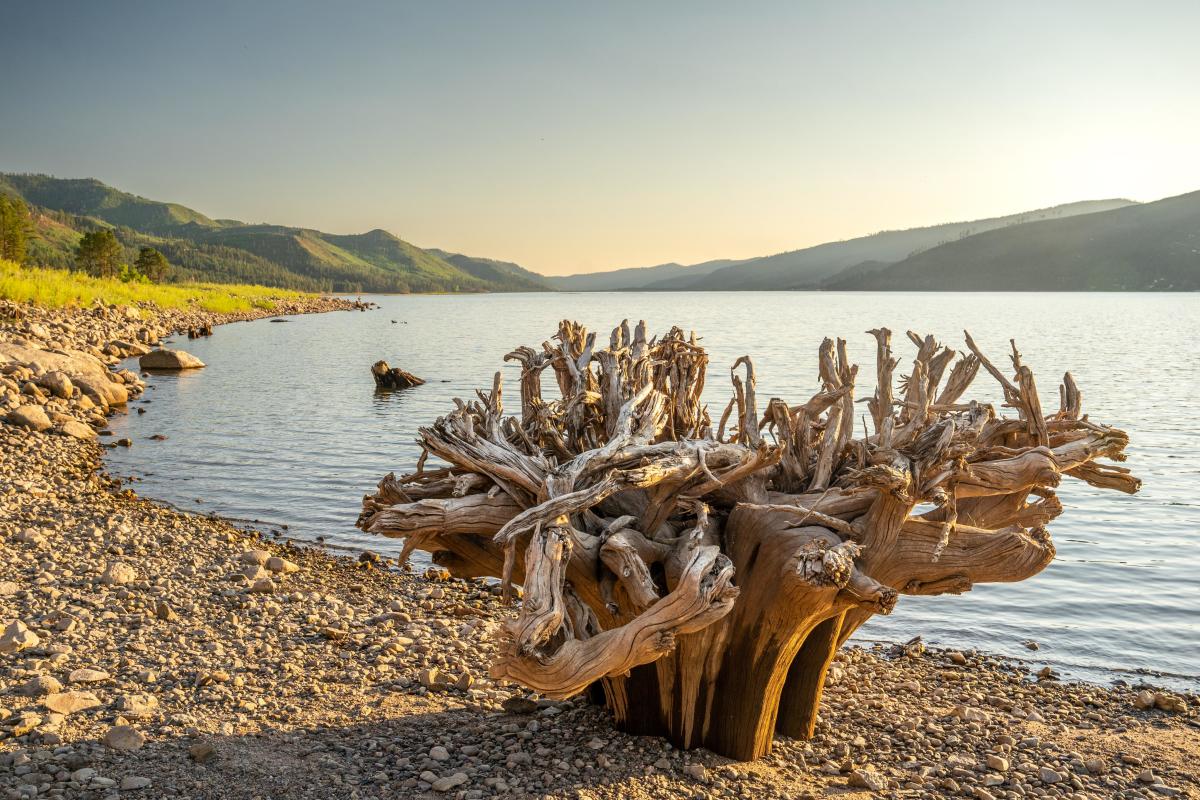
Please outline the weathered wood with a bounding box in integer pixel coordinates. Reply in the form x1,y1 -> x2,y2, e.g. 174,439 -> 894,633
371,360 -> 425,390
357,320 -> 1139,761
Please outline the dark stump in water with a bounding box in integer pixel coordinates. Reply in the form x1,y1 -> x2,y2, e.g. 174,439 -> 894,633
372,360 -> 425,390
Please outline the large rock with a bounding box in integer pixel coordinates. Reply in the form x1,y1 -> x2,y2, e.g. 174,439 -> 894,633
0,342 -> 129,407
36,371 -> 74,399
0,620 -> 40,653
139,348 -> 205,370
109,339 -> 151,356
103,724 -> 146,751
5,405 -> 51,431
43,691 -> 102,714
114,692 -> 159,718
57,420 -> 97,439
100,562 -> 138,585
17,675 -> 63,696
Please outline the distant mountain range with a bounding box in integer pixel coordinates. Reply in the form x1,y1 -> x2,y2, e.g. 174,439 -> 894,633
2,172 -> 1196,292
549,199 -> 1137,291
822,191 -> 1200,291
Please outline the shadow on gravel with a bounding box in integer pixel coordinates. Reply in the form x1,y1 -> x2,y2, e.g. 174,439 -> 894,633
73,698 -> 822,800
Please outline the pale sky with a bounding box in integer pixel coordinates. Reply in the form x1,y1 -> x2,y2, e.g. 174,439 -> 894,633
1,0 -> 1197,275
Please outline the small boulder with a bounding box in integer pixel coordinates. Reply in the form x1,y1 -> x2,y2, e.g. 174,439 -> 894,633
139,349 -> 205,370
1039,767 -> 1063,784
103,724 -> 145,751
1154,692 -> 1187,713
69,667 -> 111,684
431,772 -> 468,792
266,556 -> 299,574
36,371 -> 74,399
110,340 -> 151,356
189,741 -> 216,763
5,405 -> 52,431
247,577 -> 276,594
240,549 -> 270,566
17,675 -> 63,696
58,420 -> 97,440
848,769 -> 888,792
101,562 -> 138,585
43,691 -> 102,714
114,693 -> 159,718
0,620 -> 40,653
501,696 -> 538,714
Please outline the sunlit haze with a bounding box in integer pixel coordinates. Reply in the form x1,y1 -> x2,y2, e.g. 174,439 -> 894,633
2,0 -> 1197,274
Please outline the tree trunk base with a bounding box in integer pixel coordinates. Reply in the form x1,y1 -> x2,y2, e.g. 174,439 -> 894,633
372,360 -> 425,390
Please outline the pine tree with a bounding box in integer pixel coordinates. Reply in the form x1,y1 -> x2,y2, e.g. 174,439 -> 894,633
134,246 -> 170,282
0,195 -> 30,264
76,229 -> 124,278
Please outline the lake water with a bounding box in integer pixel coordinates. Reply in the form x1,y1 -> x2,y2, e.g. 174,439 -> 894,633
104,292 -> 1200,690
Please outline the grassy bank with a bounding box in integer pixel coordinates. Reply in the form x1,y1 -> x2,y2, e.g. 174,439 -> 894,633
0,258 -> 315,313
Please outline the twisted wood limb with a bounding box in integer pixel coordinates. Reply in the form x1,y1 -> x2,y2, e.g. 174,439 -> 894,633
491,543 -> 739,698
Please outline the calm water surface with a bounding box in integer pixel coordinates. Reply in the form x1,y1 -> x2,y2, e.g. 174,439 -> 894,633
105,292 -> 1200,690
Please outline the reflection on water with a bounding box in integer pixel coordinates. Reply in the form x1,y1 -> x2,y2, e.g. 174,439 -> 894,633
104,292 -> 1200,690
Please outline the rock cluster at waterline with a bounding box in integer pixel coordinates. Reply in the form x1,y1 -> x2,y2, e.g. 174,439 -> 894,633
0,296 -> 353,437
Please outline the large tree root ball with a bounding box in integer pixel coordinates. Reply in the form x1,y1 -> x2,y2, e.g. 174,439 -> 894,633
357,320 -> 1138,761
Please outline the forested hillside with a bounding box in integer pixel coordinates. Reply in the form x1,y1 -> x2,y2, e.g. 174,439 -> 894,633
0,174 -> 552,293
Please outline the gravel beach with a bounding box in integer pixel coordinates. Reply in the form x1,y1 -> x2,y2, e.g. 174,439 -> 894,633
1,298 -> 1196,799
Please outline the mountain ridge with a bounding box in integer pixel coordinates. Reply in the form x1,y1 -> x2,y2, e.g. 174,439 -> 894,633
3,172 -> 1189,293
638,199 -> 1136,291
0,173 -> 551,294
823,190 -> 1200,291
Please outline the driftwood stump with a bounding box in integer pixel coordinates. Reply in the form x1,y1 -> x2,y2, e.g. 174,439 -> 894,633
358,321 -> 1139,761
372,360 -> 425,390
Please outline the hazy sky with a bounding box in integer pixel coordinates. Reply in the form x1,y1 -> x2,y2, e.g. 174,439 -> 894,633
1,1 -> 1197,275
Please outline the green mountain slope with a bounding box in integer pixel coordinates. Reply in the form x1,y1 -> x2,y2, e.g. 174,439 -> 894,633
425,249 -> 550,291
0,173 -> 218,232
546,258 -> 747,291
648,200 -> 1136,290
0,173 -> 549,294
824,191 -> 1200,291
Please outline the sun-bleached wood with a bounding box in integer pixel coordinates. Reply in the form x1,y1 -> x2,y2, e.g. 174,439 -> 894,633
357,320 -> 1139,761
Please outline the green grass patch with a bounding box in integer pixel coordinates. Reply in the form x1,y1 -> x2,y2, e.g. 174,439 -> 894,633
0,259 -> 314,313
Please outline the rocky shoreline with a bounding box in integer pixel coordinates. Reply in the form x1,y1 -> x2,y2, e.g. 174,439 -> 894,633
1,299 -> 1197,799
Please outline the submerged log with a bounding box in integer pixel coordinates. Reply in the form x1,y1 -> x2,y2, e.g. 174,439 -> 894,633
371,360 -> 425,390
357,320 -> 1139,761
